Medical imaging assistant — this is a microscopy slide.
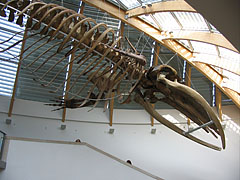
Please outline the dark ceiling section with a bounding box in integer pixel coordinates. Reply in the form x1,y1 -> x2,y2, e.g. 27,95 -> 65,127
185,0 -> 240,52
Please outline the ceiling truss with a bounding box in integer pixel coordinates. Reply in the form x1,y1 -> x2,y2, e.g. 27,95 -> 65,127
81,0 -> 240,108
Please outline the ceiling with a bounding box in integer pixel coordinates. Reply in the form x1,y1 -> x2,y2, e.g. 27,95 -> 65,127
185,0 -> 240,52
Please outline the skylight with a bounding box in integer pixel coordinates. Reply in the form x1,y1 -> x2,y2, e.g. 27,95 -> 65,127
134,0 -> 240,94
117,0 -> 141,9
174,12 -> 209,31
153,12 -> 180,31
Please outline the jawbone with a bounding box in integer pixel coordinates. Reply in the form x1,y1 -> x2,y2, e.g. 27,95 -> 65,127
135,76 -> 225,151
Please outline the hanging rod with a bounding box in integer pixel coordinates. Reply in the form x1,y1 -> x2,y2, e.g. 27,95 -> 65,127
184,121 -> 214,135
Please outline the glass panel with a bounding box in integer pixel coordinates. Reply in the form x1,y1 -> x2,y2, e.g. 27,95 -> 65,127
174,12 -> 209,31
153,12 -> 180,31
193,53 -> 239,75
119,0 -> 141,9
142,0 -> 164,4
139,15 -> 159,29
209,23 -> 220,33
218,47 -> 240,65
190,41 -> 218,56
178,40 -> 191,50
222,70 -> 240,93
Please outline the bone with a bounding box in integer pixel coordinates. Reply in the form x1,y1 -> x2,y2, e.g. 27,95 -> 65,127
31,6 -> 66,31
72,24 -> 111,61
39,50 -> 84,81
0,0 -> 225,151
0,0 -> 7,17
57,17 -> 96,53
1,0 -> 17,11
15,0 -> 30,26
16,2 -> 46,16
23,38 -> 54,68
44,50 -> 91,90
78,81 -> 99,107
24,3 -> 53,28
88,80 -> 108,111
157,76 -> 225,149
67,54 -> 99,92
0,31 -> 39,53
32,42 -> 63,72
26,3 -> 57,22
71,63 -> 108,99
40,9 -> 75,35
134,93 -> 222,151
47,13 -> 85,42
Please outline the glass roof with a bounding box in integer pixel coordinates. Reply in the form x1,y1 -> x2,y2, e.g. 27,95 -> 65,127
153,12 -> 180,31
119,0 -> 141,9
110,0 -> 141,9
174,12 -> 209,31
222,70 -> 240,93
110,0 -> 164,10
190,41 -> 218,56
115,0 -> 239,94
189,40 -> 240,93
139,11 -> 214,32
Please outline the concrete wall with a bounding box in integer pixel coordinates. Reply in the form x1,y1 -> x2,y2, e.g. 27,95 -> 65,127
0,95 -> 239,180
0,138 -> 160,180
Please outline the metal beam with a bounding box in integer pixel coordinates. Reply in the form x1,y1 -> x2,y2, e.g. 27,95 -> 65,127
184,121 -> 214,135
216,87 -> 222,121
62,2 -> 85,122
79,2 -> 85,14
109,91 -> 115,126
8,29 -> 28,117
62,52 -> 74,122
109,20 -> 125,126
118,21 -> 125,48
185,62 -> 192,125
81,0 -> 240,108
150,43 -> 160,126
126,0 -> 196,18
185,62 -> 192,87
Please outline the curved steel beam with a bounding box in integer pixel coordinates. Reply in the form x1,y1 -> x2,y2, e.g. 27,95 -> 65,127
81,0 -> 240,108
126,0 -> 196,18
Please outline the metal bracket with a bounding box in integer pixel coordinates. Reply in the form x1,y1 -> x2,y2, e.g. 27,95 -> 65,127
184,121 -> 214,135
0,160 -> 6,169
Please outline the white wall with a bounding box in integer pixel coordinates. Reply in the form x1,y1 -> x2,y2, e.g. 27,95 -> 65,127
0,95 -> 239,180
0,138 -> 159,180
